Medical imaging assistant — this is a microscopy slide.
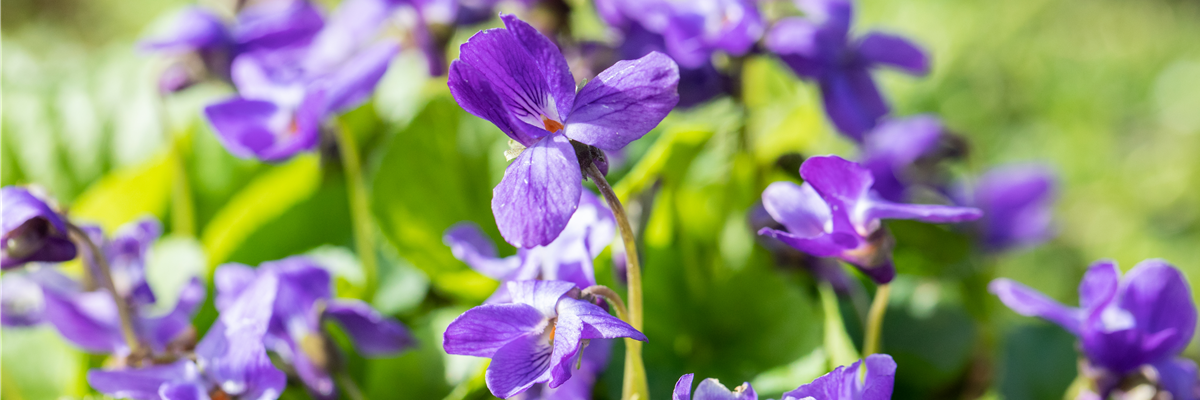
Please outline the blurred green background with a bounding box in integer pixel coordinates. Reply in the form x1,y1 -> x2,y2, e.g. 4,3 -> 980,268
3,0 -> 1200,399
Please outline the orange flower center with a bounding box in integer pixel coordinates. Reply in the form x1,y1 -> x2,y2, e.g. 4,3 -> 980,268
542,116 -> 564,133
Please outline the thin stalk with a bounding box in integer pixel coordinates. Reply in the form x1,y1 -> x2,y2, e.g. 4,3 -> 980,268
583,162 -> 648,400
67,223 -> 145,362
862,283 -> 891,356
333,125 -> 379,302
582,285 -> 630,321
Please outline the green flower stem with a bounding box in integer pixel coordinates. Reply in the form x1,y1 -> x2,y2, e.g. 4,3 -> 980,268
862,283 -> 891,356
169,136 -> 196,237
334,124 -> 379,302
584,163 -> 648,400
67,223 -> 145,363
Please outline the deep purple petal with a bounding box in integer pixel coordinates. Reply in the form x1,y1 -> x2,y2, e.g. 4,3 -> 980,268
159,381 -> 210,400
443,303 -> 546,357
818,67 -> 888,141
857,32 -> 929,75
2,187 -> 77,269
756,228 -> 848,258
457,23 -> 565,137
508,280 -> 577,318
798,155 -> 874,237
864,200 -> 983,224
694,378 -> 756,400
325,299 -> 415,356
203,98 -> 319,162
41,288 -> 126,353
447,60 -> 544,146
988,278 -> 1081,334
140,7 -> 230,52
106,218 -> 161,306
784,354 -> 895,400
492,134 -> 583,248
547,297 -> 644,388
565,52 -> 680,151
1078,260 -> 1120,314
87,360 -> 198,400
485,333 -> 554,398
674,373 -> 695,400
973,164 -> 1057,251
233,0 -> 325,51
765,17 -> 826,79
860,116 -> 943,202
1155,358 -> 1199,400
443,222 -> 523,279
314,42 -> 399,114
1095,259 -> 1197,367
860,353 -> 899,400
214,263 -> 258,312
501,14 -> 576,117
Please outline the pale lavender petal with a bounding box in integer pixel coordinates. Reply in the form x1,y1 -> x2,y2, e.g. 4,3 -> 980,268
140,7 -> 229,52
864,200 -> 982,224
87,360 -> 197,400
547,304 -> 584,388
756,228 -> 848,258
761,181 -> 832,237
485,333 -> 554,398
140,277 -> 206,352
799,155 -> 874,237
41,289 -> 125,353
508,280 -> 577,318
857,32 -> 929,75
443,222 -> 522,279
973,164 -> 1057,251
1,273 -> 45,326
861,116 -> 943,202
443,303 -> 546,357
765,18 -> 825,79
492,134 -> 582,248
675,373 -> 695,400
819,67 -> 888,141
325,299 -> 415,356
316,42 -> 399,114
988,278 -> 1081,334
448,60 -> 544,146
1078,260 -> 1120,313
565,52 -> 680,151
234,0 -> 325,51
1155,358 -> 1199,400
159,381 -> 210,400
288,335 -> 337,400
214,263 -> 258,312
694,378 -> 756,400
304,0 -> 397,73
198,274 -> 286,400
501,14 -> 576,116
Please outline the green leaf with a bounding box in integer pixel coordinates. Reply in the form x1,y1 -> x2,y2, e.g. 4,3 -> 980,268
370,96 -> 500,303
69,150 -> 173,232
0,328 -> 83,400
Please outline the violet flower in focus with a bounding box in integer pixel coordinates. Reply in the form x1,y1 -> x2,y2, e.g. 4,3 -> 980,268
88,274 -> 286,400
748,202 -> 853,292
781,354 -> 897,400
214,256 -> 414,399
443,280 -> 646,398
2,186 -> 77,269
765,0 -> 929,141
757,155 -> 981,283
448,14 -> 678,247
672,373 -> 757,400
990,259 -> 1198,399
444,190 -> 616,302
968,164 -> 1057,252
515,338 -> 614,400
203,0 -> 399,162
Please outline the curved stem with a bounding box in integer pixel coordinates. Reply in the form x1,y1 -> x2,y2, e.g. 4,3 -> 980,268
334,125 -> 379,302
582,285 -> 629,321
335,370 -> 366,400
583,163 -> 648,400
862,283 -> 891,356
67,223 -> 145,362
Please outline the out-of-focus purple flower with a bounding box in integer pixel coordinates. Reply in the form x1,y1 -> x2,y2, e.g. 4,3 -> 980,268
2,186 -> 77,269
88,274 -> 286,400
1,218 -> 204,356
203,0 -> 399,162
781,354 -> 897,400
672,373 -> 757,400
444,191 -> 615,302
214,256 -> 414,399
444,280 -> 646,398
448,14 -> 678,248
990,259 -> 1197,399
757,155 -> 981,283
765,0 -> 929,141
748,202 -> 852,292
860,115 -> 944,202
597,0 -> 763,69
141,1 -> 325,92
967,164 -> 1057,252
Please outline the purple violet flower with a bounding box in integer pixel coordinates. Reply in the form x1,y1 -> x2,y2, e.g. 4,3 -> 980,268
514,338 -> 614,400
859,115 -> 944,203
748,202 -> 853,292
968,164 -> 1057,252
203,0 -> 399,162
596,0 -> 763,69
781,354 -> 897,400
990,259 -> 1198,399
765,0 -> 929,141
88,273 -> 287,400
448,14 -> 678,248
1,218 -> 206,356
443,280 -> 647,398
214,256 -> 414,399
444,190 -> 615,302
672,373 -> 757,400
2,186 -> 77,269
757,155 -> 981,283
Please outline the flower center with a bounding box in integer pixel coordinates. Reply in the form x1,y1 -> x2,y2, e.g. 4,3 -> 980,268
542,116 -> 564,133
4,219 -> 51,260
